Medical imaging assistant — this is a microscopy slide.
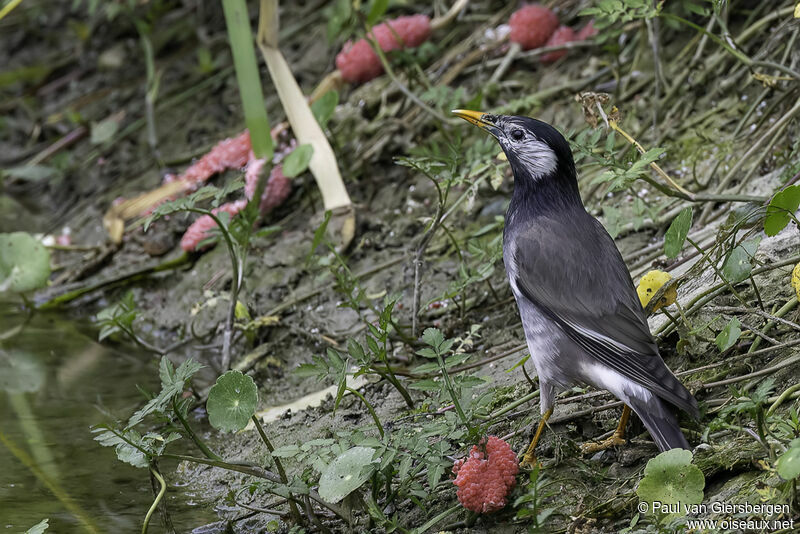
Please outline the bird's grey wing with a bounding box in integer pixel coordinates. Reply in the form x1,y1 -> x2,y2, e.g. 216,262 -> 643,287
509,213 -> 698,416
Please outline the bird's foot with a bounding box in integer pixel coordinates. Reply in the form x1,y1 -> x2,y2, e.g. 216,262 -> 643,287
519,451 -> 542,469
580,433 -> 626,455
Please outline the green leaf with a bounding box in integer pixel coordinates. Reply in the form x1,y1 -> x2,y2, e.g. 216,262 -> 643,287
664,207 -> 692,259
3,165 -> 62,182
92,428 -> 148,468
333,375 -> 347,413
721,237 -> 761,284
0,349 -> 45,393
301,438 -> 336,451
764,185 -> 800,236
415,348 -> 437,359
398,455 -> 412,479
366,0 -> 389,25
715,317 -> 741,352
207,370 -> 259,432
311,90 -> 339,129
318,446 -> 378,504
282,144 -> 314,178
142,184 -> 238,231
295,362 -> 325,378
96,291 -> 139,341
347,339 -> 366,363
637,449 -> 704,516
427,461 -> 445,490
776,439 -> 800,480
25,519 -> 49,534
308,210 -> 332,261
407,378 -> 441,391
421,327 -> 444,349
271,444 -> 301,458
126,357 -> 202,429
90,116 -> 119,144
0,232 -> 51,292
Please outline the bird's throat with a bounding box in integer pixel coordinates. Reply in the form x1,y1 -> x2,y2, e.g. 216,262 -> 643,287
506,163 -> 583,220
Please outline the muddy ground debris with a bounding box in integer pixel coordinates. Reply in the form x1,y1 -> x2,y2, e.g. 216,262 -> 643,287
2,1 -> 800,533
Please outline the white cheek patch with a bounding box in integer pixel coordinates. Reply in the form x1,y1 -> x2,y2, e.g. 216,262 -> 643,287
503,137 -> 557,179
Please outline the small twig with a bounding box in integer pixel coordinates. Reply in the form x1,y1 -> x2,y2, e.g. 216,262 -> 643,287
702,353 -> 800,390
365,33 -> 450,124
737,320 -> 780,346
489,41 -> 519,84
708,303 -> 800,334
429,0 -> 469,31
412,181 -> 446,338
701,97 -> 800,224
608,119 -> 695,200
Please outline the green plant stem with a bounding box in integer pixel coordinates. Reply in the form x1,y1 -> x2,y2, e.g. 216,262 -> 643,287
436,352 -> 471,432
346,388 -> 385,438
376,369 -> 414,409
185,207 -> 240,370
484,390 -> 540,422
218,1 -> 275,372
37,252 -> 192,310
412,504 -> 462,534
160,453 -> 346,520
364,32 -> 449,124
171,396 -> 221,461
134,19 -> 163,168
221,0 -> 272,159
142,465 -> 167,534
768,384 -> 800,416
378,326 -> 414,408
251,415 -> 302,523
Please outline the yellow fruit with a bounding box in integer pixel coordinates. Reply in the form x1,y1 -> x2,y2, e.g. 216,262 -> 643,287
637,270 -> 677,312
792,262 -> 800,300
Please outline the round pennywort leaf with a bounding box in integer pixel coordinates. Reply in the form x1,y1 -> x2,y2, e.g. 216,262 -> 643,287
776,439 -> 800,481
637,449 -> 704,514
0,232 -> 51,293
0,350 -> 45,393
207,370 -> 258,432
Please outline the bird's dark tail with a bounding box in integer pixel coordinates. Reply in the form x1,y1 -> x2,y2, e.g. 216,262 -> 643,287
628,396 -> 690,451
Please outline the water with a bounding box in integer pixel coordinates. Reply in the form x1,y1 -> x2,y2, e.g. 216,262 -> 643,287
0,305 -> 217,532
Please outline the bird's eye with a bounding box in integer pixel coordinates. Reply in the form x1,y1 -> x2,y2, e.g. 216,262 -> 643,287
511,129 -> 524,141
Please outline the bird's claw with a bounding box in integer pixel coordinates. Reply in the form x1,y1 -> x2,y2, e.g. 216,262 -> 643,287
580,433 -> 626,455
519,453 -> 542,470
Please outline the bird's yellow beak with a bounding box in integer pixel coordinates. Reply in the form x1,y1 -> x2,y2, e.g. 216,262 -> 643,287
452,109 -> 496,131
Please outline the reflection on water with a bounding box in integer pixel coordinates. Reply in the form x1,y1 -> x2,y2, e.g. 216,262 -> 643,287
0,305 -> 216,532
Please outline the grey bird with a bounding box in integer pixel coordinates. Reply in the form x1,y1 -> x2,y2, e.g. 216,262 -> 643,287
452,110 -> 698,464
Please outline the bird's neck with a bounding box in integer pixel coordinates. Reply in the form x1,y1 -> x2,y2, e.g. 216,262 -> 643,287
507,163 -> 584,221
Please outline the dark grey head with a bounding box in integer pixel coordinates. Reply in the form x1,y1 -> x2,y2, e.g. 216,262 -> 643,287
453,110 -> 581,211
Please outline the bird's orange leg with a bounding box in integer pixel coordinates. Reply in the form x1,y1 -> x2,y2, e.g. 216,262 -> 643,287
581,405 -> 631,454
521,407 -> 553,468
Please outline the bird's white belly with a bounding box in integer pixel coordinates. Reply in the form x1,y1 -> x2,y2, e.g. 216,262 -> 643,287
512,289 -> 575,391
